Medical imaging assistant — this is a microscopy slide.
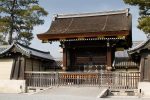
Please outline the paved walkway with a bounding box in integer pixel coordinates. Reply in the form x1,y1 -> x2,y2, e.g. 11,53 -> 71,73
34,87 -> 103,97
0,94 -> 149,100
0,87 -> 149,100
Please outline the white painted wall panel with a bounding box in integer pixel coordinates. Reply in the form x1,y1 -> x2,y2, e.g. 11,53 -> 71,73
0,59 -> 13,80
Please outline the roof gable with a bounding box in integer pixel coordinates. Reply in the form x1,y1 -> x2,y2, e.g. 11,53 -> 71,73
116,41 -> 143,57
128,39 -> 150,55
0,42 -> 54,60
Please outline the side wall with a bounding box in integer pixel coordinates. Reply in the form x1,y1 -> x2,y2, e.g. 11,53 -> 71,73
25,58 -> 45,71
0,58 -> 13,80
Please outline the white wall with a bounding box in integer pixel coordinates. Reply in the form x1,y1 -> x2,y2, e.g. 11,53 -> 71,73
0,59 -> 13,80
138,82 -> 150,97
0,80 -> 25,93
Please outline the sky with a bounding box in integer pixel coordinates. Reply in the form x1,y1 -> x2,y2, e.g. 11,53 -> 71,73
30,0 -> 147,59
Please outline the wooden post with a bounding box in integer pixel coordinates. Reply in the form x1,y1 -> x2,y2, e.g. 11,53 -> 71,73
140,57 -> 144,82
13,57 -> 20,79
32,59 -> 33,71
67,50 -> 70,70
19,57 -> 25,79
106,40 -> 112,71
63,48 -> 67,71
39,60 -> 41,71
10,58 -> 16,79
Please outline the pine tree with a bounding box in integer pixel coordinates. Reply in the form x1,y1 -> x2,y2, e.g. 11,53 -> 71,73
0,0 -> 48,45
0,34 -> 5,45
124,0 -> 150,37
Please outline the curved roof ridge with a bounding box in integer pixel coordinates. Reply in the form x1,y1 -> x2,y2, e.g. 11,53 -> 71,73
14,42 -> 31,57
16,42 -> 50,54
128,39 -> 149,54
0,41 -> 53,60
0,42 -> 14,54
55,8 -> 129,19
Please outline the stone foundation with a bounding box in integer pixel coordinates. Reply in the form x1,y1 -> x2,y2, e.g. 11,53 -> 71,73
0,80 -> 25,93
138,82 -> 150,97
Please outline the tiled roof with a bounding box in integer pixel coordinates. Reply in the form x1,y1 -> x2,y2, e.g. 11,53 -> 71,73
0,42 -> 54,60
42,9 -> 131,35
115,41 -> 143,57
114,41 -> 142,69
113,57 -> 139,69
0,45 -> 9,53
128,39 -> 150,54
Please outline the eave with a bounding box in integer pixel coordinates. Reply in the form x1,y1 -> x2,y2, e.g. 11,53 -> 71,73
37,30 -> 130,42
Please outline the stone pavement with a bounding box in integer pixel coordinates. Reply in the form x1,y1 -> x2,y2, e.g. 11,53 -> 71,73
0,93 -> 150,100
0,87 -> 150,100
0,94 -> 149,100
34,87 -> 103,97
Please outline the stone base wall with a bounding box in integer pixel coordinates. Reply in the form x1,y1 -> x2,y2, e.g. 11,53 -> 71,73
138,82 -> 150,97
0,80 -> 25,93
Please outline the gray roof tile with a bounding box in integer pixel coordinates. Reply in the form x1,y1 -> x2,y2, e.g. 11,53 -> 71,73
115,41 -> 143,57
0,42 -> 54,60
113,57 -> 138,69
43,9 -> 131,35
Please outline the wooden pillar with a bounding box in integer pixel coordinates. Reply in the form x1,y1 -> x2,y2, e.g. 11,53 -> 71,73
106,40 -> 112,71
67,49 -> 70,70
140,57 -> 144,81
10,58 -> 16,79
63,48 -> 67,71
19,57 -> 25,79
32,59 -> 33,71
39,60 -> 41,71
13,57 -> 20,79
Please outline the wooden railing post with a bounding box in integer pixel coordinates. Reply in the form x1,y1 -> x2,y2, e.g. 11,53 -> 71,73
24,71 -> 140,90
56,72 -> 59,87
77,75 -> 79,86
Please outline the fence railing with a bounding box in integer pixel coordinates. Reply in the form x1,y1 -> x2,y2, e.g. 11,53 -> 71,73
25,71 -> 140,89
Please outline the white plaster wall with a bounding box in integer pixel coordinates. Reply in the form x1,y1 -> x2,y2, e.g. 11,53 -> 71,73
138,82 -> 150,97
0,80 -> 25,93
0,59 -> 13,80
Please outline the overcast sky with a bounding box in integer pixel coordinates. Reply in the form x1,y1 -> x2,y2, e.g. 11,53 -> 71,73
30,0 -> 147,58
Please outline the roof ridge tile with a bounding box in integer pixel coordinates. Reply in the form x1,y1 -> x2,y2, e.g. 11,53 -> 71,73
55,8 -> 129,19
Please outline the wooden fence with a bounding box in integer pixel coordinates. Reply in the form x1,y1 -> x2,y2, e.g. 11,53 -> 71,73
25,71 -> 140,89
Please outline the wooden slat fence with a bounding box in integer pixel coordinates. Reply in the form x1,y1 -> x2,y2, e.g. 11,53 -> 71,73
25,71 -> 140,89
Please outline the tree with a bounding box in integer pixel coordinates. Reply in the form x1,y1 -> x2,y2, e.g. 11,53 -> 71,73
123,0 -> 150,36
0,0 -> 48,45
0,34 -> 7,45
